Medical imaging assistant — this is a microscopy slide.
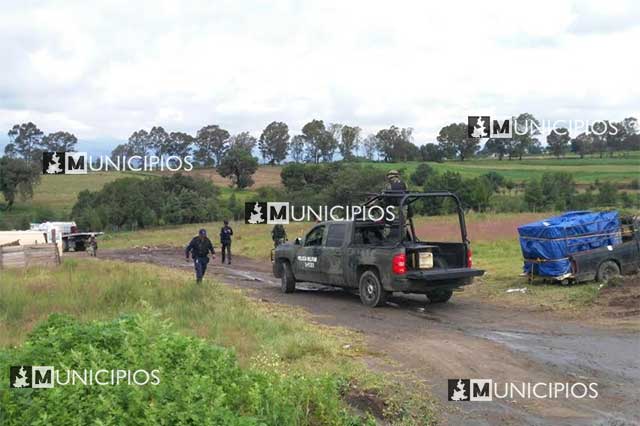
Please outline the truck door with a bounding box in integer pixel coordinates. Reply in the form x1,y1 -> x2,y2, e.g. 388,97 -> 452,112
319,223 -> 348,285
294,225 -> 325,282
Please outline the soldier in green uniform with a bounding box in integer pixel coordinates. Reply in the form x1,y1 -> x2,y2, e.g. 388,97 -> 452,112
271,224 -> 287,248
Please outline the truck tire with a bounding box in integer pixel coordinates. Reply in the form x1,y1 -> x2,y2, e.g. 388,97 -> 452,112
358,270 -> 388,307
427,289 -> 453,303
597,260 -> 620,283
281,261 -> 296,293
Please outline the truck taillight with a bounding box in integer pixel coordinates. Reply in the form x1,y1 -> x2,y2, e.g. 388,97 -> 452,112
466,247 -> 473,268
392,253 -> 406,275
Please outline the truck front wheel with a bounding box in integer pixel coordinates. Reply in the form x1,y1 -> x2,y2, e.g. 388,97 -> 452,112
427,289 -> 453,303
281,262 -> 296,293
359,270 -> 389,307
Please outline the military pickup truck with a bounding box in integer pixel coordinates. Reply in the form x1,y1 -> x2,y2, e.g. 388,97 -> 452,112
272,191 -> 485,307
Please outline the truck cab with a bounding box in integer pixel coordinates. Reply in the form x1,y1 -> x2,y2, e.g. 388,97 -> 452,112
273,191 -> 485,307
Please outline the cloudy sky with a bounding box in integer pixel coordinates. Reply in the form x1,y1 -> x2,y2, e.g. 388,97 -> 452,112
1,0 -> 638,153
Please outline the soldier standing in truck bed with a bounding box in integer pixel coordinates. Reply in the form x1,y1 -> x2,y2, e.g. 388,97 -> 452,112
384,170 -> 407,192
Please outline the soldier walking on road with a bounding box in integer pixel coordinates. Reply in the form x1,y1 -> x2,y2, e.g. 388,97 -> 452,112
272,224 -> 287,248
185,229 -> 215,283
220,220 -> 233,264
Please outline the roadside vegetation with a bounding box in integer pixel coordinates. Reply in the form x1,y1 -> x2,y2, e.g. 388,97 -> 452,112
0,259 -> 437,425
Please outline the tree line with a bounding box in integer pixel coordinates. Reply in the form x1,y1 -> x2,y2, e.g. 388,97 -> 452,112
5,115 -> 637,173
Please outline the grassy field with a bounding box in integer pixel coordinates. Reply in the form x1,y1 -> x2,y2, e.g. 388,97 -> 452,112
1,155 -> 637,228
365,156 -> 640,184
0,259 -> 436,424
100,212 -> 614,313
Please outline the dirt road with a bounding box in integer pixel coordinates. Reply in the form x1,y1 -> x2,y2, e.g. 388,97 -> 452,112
99,248 -> 639,426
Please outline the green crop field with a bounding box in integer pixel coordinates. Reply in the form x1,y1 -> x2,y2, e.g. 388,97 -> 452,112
364,155 -> 640,184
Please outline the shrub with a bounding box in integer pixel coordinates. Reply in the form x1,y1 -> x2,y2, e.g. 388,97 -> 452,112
72,174 -> 223,231
0,313 -> 363,426
410,163 -> 435,186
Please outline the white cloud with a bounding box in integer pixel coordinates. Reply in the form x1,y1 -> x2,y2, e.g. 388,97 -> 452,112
0,0 -> 638,149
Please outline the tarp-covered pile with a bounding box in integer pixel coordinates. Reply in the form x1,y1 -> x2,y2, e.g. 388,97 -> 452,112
518,211 -> 621,277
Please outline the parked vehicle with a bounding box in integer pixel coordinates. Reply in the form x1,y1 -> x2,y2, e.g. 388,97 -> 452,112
519,211 -> 638,284
570,216 -> 639,283
30,221 -> 103,252
272,191 -> 485,307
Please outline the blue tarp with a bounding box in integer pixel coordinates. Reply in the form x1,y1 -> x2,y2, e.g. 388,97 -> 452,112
518,211 -> 621,277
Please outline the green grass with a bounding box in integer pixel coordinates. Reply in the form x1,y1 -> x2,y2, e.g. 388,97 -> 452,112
0,259 -> 437,425
465,240 -> 602,311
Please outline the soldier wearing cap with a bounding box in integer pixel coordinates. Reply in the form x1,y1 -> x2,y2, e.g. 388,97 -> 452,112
219,220 -> 233,264
185,228 -> 216,283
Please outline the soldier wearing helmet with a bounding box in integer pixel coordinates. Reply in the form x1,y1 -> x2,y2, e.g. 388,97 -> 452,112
385,170 -> 407,192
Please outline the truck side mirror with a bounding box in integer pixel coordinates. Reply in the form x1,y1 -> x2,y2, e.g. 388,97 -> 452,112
295,237 -> 303,245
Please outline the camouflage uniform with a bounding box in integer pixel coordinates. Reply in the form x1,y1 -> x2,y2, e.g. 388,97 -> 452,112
272,224 -> 287,248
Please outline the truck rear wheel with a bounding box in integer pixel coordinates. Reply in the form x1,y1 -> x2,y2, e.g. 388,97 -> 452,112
427,289 -> 453,303
597,260 -> 620,283
359,270 -> 388,307
281,261 -> 296,293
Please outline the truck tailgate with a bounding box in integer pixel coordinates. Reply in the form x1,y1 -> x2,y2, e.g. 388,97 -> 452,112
406,267 -> 485,281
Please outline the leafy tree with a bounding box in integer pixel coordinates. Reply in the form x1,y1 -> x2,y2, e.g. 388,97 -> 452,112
111,143 -> 135,159
228,131 -> 257,153
362,134 -> 378,160
290,135 -> 305,162
595,181 -> 618,206
6,122 -> 44,163
339,125 -> 360,160
589,121 -> 608,158
484,138 -> 511,160
42,131 -> 77,152
512,113 -> 540,160
376,126 -> 416,162
218,146 -> 259,189
614,117 -> 639,154
0,156 -> 41,209
259,122 -> 289,164
570,132 -> 593,158
302,119 -> 333,163
419,143 -> 444,162
148,126 -> 169,156
410,163 -> 435,186
195,125 -> 230,166
546,128 -> 570,158
128,129 -> 152,156
166,132 -> 193,161
436,123 -> 479,161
